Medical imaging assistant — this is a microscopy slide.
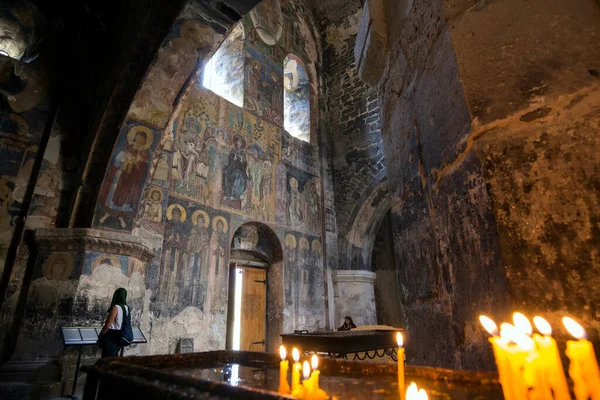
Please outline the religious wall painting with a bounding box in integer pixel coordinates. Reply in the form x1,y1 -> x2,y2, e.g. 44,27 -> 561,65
38,252 -> 77,281
249,0 -> 283,47
243,46 -> 283,126
276,164 -> 321,233
152,150 -> 172,188
83,252 -> 129,277
281,131 -> 319,176
170,89 -> 222,204
139,186 -> 168,237
158,197 -> 230,315
0,58 -> 51,267
283,231 -> 322,328
201,22 -> 245,108
128,18 -> 218,128
94,121 -> 160,231
284,55 -> 310,142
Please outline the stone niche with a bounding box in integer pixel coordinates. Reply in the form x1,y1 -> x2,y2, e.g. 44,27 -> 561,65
332,270 -> 377,327
12,228 -> 154,364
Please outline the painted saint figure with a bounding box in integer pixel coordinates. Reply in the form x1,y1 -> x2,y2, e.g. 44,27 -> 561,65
288,177 -> 302,226
144,189 -> 163,222
159,204 -> 188,303
222,135 -> 248,201
183,210 -> 210,309
205,217 -> 228,312
99,126 -> 153,228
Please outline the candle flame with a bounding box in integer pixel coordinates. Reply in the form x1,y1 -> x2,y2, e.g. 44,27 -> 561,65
279,345 -> 286,360
533,316 -> 552,336
292,348 -> 300,362
303,361 -> 311,379
563,317 -> 587,340
418,388 -> 428,400
396,332 -> 404,347
514,333 -> 535,351
513,312 -> 533,336
479,315 -> 499,336
406,382 -> 419,399
311,354 -> 318,370
500,323 -> 517,342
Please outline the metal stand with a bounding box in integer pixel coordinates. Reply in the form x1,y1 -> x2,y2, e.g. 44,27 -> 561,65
67,346 -> 83,399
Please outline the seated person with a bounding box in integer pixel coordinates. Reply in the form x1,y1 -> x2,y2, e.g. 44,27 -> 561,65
337,316 -> 357,331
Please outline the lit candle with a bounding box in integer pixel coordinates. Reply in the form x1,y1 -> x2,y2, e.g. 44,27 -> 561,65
291,348 -> 302,393
417,388 -> 428,400
309,355 -> 318,396
513,312 -> 546,399
308,355 -> 328,400
279,345 -> 291,394
501,322 -> 532,400
397,332 -> 405,400
563,317 -> 600,400
532,316 -> 570,400
480,316 -> 517,400
406,382 -> 418,400
301,360 -> 311,400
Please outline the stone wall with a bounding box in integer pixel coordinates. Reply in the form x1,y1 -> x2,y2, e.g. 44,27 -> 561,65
324,9 -> 388,271
377,0 -> 600,371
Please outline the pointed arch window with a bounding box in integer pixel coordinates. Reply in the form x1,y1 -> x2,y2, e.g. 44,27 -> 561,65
283,55 -> 310,142
202,23 -> 245,107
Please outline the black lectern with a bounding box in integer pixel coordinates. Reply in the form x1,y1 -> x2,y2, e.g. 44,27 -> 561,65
60,326 -> 147,398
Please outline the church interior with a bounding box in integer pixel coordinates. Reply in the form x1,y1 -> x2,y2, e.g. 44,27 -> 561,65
0,0 -> 599,398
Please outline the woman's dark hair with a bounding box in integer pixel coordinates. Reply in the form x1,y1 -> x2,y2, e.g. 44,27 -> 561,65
344,316 -> 354,325
108,287 -> 127,312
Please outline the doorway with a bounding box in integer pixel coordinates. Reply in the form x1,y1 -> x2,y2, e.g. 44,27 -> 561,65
226,222 -> 284,353
229,264 -> 267,351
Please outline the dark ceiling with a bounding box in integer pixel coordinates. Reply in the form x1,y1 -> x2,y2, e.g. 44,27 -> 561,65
305,0 -> 362,25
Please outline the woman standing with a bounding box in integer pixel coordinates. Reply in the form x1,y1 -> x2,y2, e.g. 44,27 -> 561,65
99,288 -> 130,357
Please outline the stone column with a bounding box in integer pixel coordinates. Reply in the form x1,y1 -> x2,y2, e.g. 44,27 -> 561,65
332,270 -> 377,327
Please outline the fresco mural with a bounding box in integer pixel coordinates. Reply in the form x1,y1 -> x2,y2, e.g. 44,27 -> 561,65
244,46 -> 283,126
0,58 -> 50,270
249,0 -> 283,47
156,197 -> 230,315
275,163 -> 320,234
129,18 -> 217,128
94,121 -> 161,231
170,88 -> 280,222
283,55 -> 310,141
284,231 -> 323,329
202,23 -> 245,108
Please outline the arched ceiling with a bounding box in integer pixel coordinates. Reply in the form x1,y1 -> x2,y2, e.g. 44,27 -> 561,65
305,0 -> 362,24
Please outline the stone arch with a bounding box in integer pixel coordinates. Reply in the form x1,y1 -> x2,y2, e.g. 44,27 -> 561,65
227,222 -> 284,353
342,172 -> 390,270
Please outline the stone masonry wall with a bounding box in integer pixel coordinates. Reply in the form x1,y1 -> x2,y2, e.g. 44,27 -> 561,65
324,9 -> 388,270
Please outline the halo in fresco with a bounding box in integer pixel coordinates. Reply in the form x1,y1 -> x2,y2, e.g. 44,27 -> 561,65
311,239 -> 322,253
299,237 -> 309,249
42,252 -> 74,280
212,215 -> 228,233
127,125 -> 154,149
285,234 -> 297,248
191,209 -> 210,228
249,0 -> 283,46
166,203 -> 187,221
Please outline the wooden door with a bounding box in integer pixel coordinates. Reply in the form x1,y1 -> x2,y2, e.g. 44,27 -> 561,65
239,267 -> 267,352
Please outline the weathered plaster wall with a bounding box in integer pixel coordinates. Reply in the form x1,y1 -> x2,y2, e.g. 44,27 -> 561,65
445,0 -> 600,346
378,0 -> 508,370
378,0 -> 600,371
324,9 -> 388,271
